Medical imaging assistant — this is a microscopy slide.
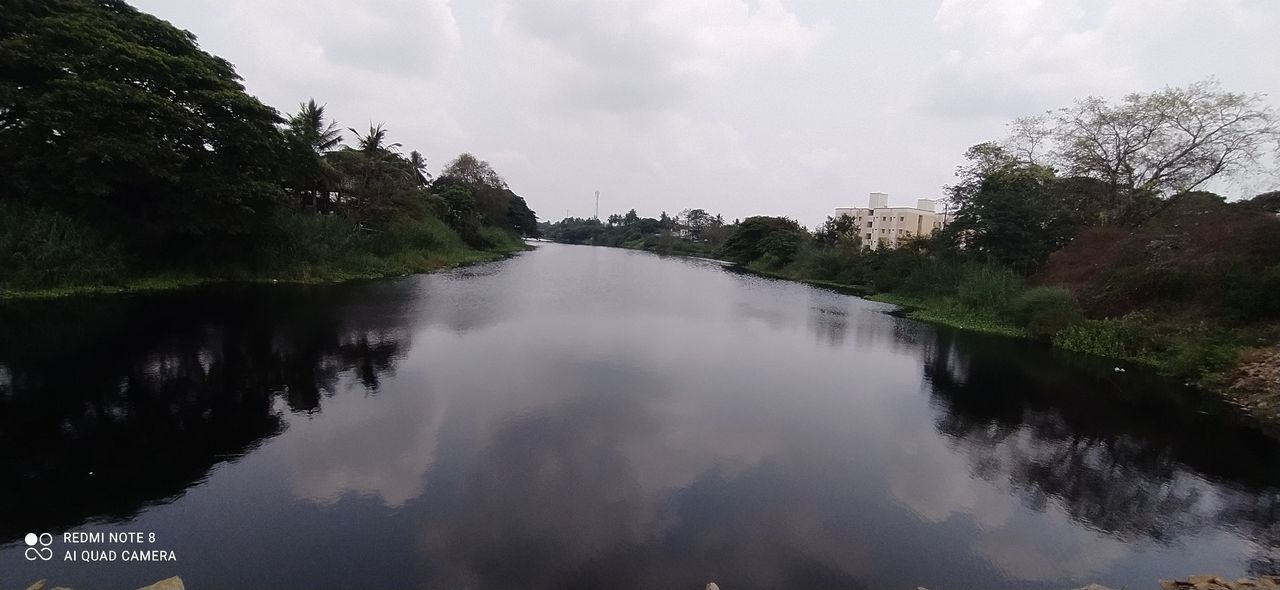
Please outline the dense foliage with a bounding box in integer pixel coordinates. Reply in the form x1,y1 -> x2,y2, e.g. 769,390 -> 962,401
0,0 -> 284,249
0,1 -> 537,293
541,208 -> 731,258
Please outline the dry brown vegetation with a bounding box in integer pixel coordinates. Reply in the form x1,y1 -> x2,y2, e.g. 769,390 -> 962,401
1038,192 -> 1280,323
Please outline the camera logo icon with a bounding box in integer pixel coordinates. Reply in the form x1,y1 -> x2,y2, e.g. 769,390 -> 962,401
24,532 -> 53,561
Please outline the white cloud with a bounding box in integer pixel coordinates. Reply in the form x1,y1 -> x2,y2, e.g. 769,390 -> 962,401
919,0 -> 1280,119
493,0 -> 818,116
131,0 -> 1280,225
648,0 -> 818,77
283,366 -> 448,508
796,147 -> 850,170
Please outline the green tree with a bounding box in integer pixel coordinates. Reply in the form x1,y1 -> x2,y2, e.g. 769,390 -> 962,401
681,208 -> 713,239
942,148 -> 1075,274
505,194 -> 541,237
435,153 -> 537,238
0,0 -> 285,250
719,216 -> 807,266
659,211 -> 674,231
438,153 -> 508,222
815,215 -> 862,249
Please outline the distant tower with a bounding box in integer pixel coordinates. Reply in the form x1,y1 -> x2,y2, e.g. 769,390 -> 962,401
594,190 -> 600,220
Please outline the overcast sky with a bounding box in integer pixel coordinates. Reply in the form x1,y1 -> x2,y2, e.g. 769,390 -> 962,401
132,0 -> 1280,226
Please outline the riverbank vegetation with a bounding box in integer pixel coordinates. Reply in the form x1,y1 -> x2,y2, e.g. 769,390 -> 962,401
540,208 -> 733,258
719,81 -> 1280,412
0,1 -> 537,298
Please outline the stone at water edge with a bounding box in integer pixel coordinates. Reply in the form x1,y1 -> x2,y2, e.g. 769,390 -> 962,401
22,578 -> 182,590
707,583 -> 720,590
136,577 -> 185,590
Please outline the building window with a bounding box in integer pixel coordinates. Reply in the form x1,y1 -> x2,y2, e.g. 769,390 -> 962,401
866,221 -> 872,227
865,233 -> 872,240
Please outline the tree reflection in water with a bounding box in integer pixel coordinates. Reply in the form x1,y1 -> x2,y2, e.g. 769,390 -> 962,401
920,328 -> 1280,573
0,282 -> 417,543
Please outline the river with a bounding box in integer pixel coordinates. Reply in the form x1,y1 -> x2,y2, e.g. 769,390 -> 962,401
1,243 -> 1278,589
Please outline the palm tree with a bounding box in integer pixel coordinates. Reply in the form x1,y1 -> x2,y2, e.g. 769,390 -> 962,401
349,123 -> 402,158
330,124 -> 418,224
289,99 -> 343,154
285,99 -> 343,212
408,150 -> 430,186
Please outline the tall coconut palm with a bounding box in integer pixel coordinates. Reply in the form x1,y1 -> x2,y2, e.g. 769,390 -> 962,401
285,99 -> 343,212
289,99 -> 343,154
330,124 -> 415,225
349,123 -> 402,158
408,150 -> 430,186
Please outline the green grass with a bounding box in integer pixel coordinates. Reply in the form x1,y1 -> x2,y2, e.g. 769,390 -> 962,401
868,293 -> 1028,338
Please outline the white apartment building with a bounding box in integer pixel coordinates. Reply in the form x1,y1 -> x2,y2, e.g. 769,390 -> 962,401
834,192 -> 949,250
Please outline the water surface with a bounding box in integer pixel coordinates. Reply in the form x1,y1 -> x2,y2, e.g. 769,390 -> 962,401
1,243 -> 1278,589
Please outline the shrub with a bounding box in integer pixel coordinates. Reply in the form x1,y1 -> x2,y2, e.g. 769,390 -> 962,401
1014,286 -> 1084,339
1163,335 -> 1239,378
800,246 -> 865,285
955,264 -> 1023,316
1141,267 -> 1197,302
895,258 -> 965,299
0,203 -> 126,288
268,213 -> 359,269
1218,264 -> 1280,322
1052,314 -> 1153,360
863,248 -> 924,292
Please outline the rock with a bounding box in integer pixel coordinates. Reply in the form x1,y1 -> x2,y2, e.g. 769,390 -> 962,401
136,578 -> 184,590
1077,585 -> 1115,590
1189,575 -> 1217,584
706,583 -> 720,590
25,581 -> 47,590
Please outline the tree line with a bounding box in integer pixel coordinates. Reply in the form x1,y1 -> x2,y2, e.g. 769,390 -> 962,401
541,208 -> 734,257
0,0 -> 539,292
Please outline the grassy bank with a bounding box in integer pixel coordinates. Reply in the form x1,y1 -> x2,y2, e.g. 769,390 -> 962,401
865,292 -> 1028,338
728,241 -> 1263,389
0,211 -> 528,300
